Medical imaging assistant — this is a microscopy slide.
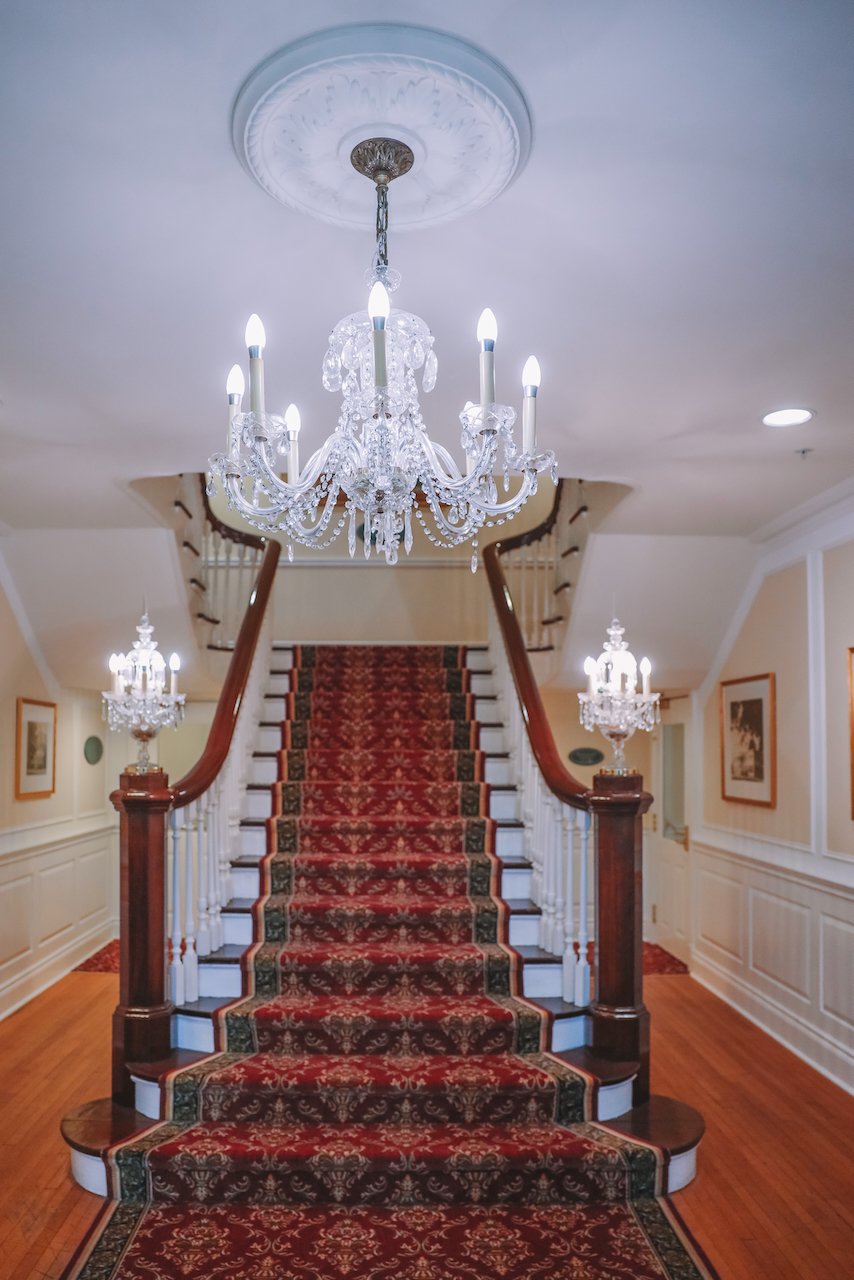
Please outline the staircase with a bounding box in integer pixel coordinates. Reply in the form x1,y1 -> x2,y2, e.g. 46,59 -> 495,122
60,483 -> 707,1278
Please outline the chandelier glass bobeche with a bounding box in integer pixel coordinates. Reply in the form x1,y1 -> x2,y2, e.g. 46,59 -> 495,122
102,612 -> 185,771
208,138 -> 557,567
577,619 -> 661,772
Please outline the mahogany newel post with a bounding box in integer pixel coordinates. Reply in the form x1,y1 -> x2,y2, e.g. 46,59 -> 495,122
588,771 -> 652,1103
110,768 -> 174,1105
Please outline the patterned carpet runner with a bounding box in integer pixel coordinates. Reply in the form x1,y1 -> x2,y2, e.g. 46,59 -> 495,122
65,645 -> 711,1279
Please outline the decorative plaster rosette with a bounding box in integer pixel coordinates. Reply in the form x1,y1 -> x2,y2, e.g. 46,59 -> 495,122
231,24 -> 532,229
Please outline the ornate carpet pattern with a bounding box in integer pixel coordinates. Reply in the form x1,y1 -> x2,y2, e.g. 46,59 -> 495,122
65,645 -> 711,1279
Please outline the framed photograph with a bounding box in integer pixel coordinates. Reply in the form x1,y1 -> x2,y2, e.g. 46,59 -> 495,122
720,673 -> 776,808
15,698 -> 57,800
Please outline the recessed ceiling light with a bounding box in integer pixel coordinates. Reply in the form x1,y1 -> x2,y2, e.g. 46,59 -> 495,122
762,408 -> 814,427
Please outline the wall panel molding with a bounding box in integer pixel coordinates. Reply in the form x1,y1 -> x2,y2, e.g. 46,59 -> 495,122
0,823 -> 118,1020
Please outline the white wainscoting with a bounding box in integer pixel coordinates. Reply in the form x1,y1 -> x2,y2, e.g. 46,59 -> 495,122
0,818 -> 119,1018
687,839 -> 854,1093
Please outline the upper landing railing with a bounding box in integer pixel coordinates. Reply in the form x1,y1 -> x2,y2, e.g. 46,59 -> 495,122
110,479 -> 279,1104
484,484 -> 652,1098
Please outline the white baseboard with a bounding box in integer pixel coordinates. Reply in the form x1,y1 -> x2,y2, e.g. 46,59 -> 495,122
691,952 -> 854,1097
0,915 -> 118,1021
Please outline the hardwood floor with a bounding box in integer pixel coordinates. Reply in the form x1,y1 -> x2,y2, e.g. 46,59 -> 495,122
1,970 -> 852,1279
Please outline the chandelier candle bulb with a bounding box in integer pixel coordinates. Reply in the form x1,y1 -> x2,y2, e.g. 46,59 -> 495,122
368,282 -> 390,388
244,314 -> 266,414
584,655 -> 596,697
169,652 -> 180,697
477,308 -> 497,405
226,364 -> 245,441
284,403 -> 301,481
521,355 -> 541,453
640,656 -> 651,698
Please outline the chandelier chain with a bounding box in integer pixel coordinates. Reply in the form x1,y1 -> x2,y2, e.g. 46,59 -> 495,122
375,182 -> 389,269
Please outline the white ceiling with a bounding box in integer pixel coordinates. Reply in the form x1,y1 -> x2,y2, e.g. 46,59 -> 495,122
1,0 -> 853,537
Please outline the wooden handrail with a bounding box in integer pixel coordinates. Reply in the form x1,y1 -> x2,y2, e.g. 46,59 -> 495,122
483,534 -> 588,811
172,535 -> 279,809
485,480 -> 653,1095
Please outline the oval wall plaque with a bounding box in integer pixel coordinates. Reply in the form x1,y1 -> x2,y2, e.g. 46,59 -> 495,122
83,735 -> 104,765
568,746 -> 605,767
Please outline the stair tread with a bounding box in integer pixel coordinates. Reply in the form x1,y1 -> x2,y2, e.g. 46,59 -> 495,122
532,997 -> 587,1017
598,1095 -> 705,1155
504,898 -> 540,913
197,944 -> 246,964
175,997 -> 231,1016
127,1050 -> 212,1081
514,946 -> 561,963
556,1047 -> 639,1085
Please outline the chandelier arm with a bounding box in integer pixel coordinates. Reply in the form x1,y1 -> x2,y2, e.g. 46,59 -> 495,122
251,434 -> 340,501
417,431 -> 501,494
281,486 -> 346,543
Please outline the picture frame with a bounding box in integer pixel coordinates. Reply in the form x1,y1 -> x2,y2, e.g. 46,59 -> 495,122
720,673 -> 776,808
15,697 -> 57,800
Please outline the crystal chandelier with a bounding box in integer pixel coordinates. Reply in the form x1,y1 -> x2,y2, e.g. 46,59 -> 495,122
102,612 -> 185,771
577,619 -> 660,772
208,138 -> 557,568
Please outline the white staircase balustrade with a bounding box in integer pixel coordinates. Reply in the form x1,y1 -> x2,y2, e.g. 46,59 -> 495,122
489,602 -> 593,1002
165,611 -> 273,1008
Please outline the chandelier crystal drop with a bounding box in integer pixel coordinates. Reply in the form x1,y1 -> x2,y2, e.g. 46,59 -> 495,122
102,612 -> 185,771
577,619 -> 661,772
208,138 -> 557,567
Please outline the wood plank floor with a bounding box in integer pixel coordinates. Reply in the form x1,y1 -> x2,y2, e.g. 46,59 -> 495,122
1,971 -> 852,1279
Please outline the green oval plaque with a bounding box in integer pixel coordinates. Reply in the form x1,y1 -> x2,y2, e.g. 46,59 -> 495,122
568,745 -> 605,767
83,735 -> 104,765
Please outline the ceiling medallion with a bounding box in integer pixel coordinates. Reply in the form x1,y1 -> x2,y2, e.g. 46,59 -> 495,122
231,23 -> 532,229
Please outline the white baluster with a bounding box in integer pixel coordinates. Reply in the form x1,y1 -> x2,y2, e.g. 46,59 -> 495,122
574,808 -> 592,1006
218,778 -> 231,921
551,796 -> 566,957
168,809 -> 184,1007
182,802 -> 199,1002
539,794 -> 558,951
195,797 -> 211,957
205,793 -> 222,951
562,809 -> 577,1002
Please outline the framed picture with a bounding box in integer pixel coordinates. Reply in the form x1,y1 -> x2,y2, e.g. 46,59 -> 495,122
720,673 -> 776,808
15,698 -> 57,800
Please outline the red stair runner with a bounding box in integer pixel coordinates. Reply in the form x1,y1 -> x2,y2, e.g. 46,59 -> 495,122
64,644 -> 711,1279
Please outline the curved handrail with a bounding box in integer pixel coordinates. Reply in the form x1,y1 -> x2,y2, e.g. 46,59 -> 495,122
483,503 -> 590,811
498,477 -> 564,551
171,489 -> 280,809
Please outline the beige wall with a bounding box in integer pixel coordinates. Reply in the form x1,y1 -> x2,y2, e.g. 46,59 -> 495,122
824,542 -> 854,856
702,562 -> 810,846
157,701 -> 217,785
211,481 -> 557,646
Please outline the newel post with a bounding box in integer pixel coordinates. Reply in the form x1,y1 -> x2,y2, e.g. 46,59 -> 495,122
587,772 -> 652,1103
110,767 -> 174,1106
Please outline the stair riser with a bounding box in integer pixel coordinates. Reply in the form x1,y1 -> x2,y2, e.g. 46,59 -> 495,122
133,1073 -> 633,1127
128,1145 -> 634,1208
252,754 -> 511,787
228,862 -> 531,903
242,790 -> 519,822
238,823 -> 524,859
